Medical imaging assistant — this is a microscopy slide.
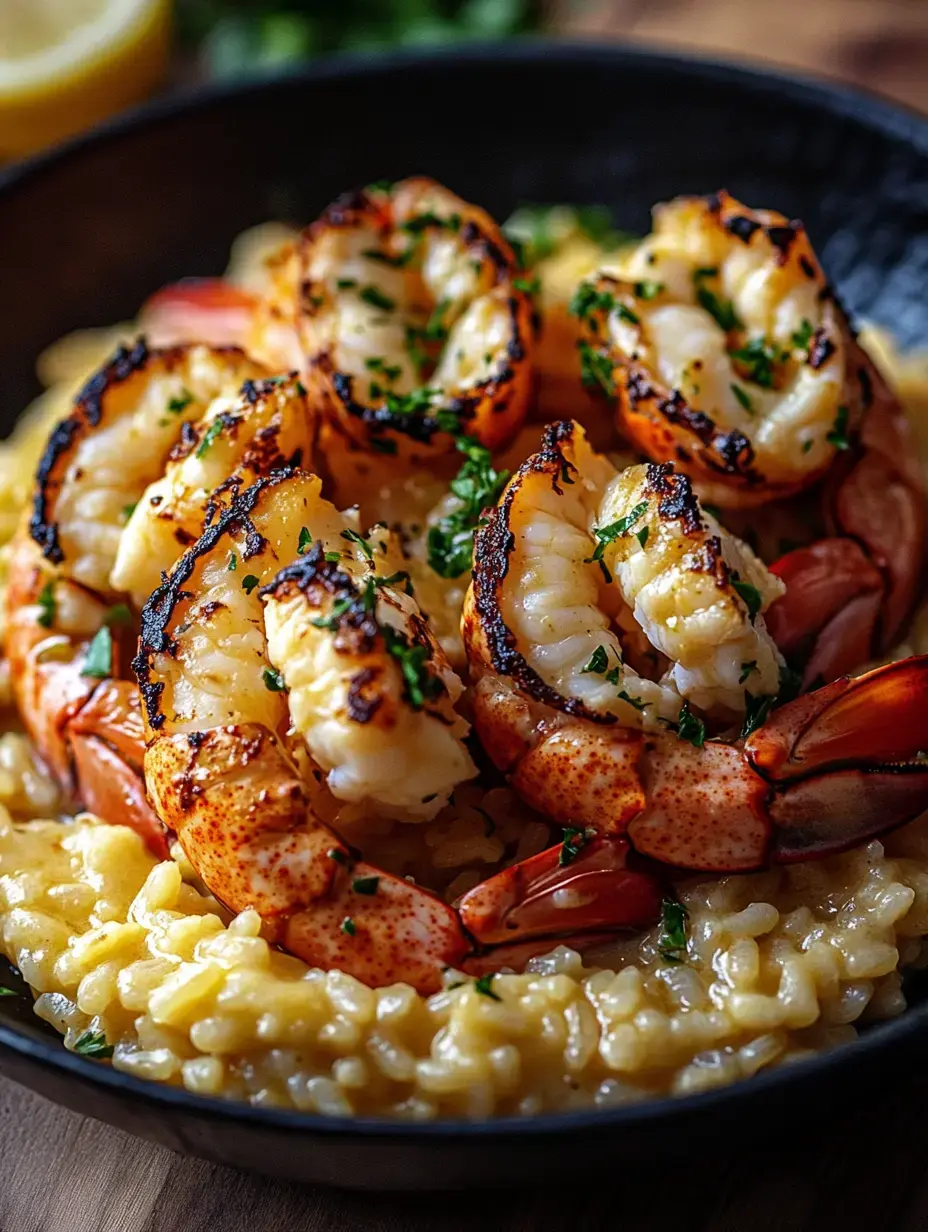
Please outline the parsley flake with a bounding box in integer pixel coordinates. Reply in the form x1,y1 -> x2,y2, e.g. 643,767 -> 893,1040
634,280 -> 665,300
577,341 -> 616,399
731,383 -> 754,414
582,645 -> 609,675
297,527 -> 313,555
241,575 -> 260,594
327,847 -> 347,865
740,692 -> 776,739
167,388 -> 194,414
359,285 -> 395,312
739,660 -> 758,684
693,269 -> 742,332
617,690 -> 647,711
731,574 -> 762,621
475,973 -> 502,1001
36,580 -> 56,629
427,436 -> 508,579
676,702 -> 706,748
227,553 -> 237,571
263,667 -> 287,692
341,528 -> 373,561
658,897 -> 689,963
826,405 -> 851,450
382,626 -> 444,710
73,1029 -> 114,1059
352,875 -> 380,896
791,319 -> 814,353
341,917 -> 357,936
81,626 -> 112,679
729,336 -> 777,388
195,418 -> 223,459
585,502 -> 648,582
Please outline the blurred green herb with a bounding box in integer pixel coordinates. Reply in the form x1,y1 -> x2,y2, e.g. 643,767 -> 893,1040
177,0 -> 543,80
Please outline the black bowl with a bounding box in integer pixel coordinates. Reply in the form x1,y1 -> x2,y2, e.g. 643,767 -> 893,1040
1,41 -> 927,1190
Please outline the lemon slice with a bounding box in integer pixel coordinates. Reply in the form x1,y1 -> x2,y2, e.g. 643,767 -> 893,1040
0,0 -> 170,160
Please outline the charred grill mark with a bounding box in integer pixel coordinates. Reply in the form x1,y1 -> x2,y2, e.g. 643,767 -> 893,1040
134,468 -> 295,728
799,255 -> 816,279
471,422 -> 615,726
174,527 -> 196,546
726,215 -> 761,243
30,337 -> 155,562
644,463 -> 704,535
262,544 -> 380,654
765,222 -> 801,262
704,192 -> 724,215
808,330 -> 836,370
74,337 -> 151,428
686,534 -> 730,588
30,419 -> 79,562
346,666 -> 385,724
858,365 -> 874,409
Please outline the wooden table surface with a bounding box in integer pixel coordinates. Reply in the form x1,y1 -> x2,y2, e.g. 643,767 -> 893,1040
4,1 -> 928,1228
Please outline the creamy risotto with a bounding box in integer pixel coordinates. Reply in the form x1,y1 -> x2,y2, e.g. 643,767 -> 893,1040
2,193 -> 928,1119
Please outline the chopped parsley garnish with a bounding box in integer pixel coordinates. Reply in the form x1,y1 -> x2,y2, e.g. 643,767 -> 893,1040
241,575 -> 260,594
635,526 -> 649,549
263,667 -> 287,692
427,436 -> 508,579
341,917 -> 357,936
382,626 -> 443,710
826,405 -> 851,450
739,661 -> 758,684
731,383 -> 754,414
36,580 -> 56,629
327,847 -> 347,865
73,1029 -> 114,1059
740,692 -> 776,739
401,211 -> 460,234
693,269 -> 742,332
359,285 -> 395,312
297,526 -> 313,555
585,501 -> 648,582
0,986 -> 15,997
362,247 -> 412,268
195,418 -> 224,459
365,356 -> 402,382
383,387 -> 439,418
569,282 -> 615,322
341,528 -> 374,561
121,502 -> 137,521
324,551 -> 341,563
227,553 -> 237,571
729,336 -> 777,388
475,972 -> 502,1001
617,690 -> 647,711
802,439 -> 813,453
634,280 -> 665,300
582,645 -> 609,675
81,626 -> 112,679
336,277 -> 358,290
167,388 -> 194,414
731,574 -> 762,621
658,897 -> 689,963
423,298 -> 451,342
513,275 -> 541,296
791,319 -> 814,353
352,875 -> 380,896
577,340 -> 615,399
374,570 -> 414,595
676,702 -> 706,748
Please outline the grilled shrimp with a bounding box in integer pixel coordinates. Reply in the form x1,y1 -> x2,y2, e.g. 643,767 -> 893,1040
295,177 -> 534,460
576,191 -> 926,682
454,420 -> 928,949
137,468 -> 479,989
575,191 -> 848,504
5,341 -> 314,850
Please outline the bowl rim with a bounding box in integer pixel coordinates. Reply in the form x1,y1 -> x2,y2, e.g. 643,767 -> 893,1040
1,36 -> 927,1140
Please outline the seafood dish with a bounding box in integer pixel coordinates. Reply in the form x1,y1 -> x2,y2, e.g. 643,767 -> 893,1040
2,175 -> 928,1122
